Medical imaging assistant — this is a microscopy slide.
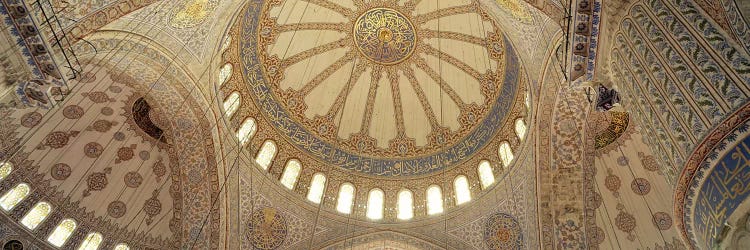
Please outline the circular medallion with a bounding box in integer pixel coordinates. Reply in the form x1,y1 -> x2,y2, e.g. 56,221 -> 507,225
484,213 -> 522,250
652,212 -> 672,230
50,163 -> 71,180
84,142 -> 104,158
63,105 -> 84,119
631,178 -> 651,195
108,201 -> 127,218
124,172 -> 143,188
101,107 -> 114,116
353,8 -> 416,65
143,197 -> 162,216
247,208 -> 287,249
20,112 -> 42,128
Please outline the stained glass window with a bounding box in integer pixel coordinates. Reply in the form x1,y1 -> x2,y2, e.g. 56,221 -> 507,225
237,118 -> 257,146
113,244 -> 130,250
336,183 -> 355,214
219,63 -> 233,86
77,232 -> 103,250
426,185 -> 443,215
366,189 -> 384,220
223,92 -> 240,118
255,140 -> 277,170
478,160 -> 495,189
515,118 -> 527,140
280,160 -> 301,190
454,175 -> 471,205
47,219 -> 76,247
0,162 -> 11,181
0,183 -> 29,211
498,142 -> 514,167
307,173 -> 326,204
20,202 -> 50,230
397,190 -> 413,220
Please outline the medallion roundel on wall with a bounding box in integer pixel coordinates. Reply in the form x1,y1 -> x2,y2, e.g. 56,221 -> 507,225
247,207 -> 287,250
484,213 -> 522,250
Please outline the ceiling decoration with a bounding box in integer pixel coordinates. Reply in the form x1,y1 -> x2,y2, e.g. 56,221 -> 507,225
240,0 -> 520,177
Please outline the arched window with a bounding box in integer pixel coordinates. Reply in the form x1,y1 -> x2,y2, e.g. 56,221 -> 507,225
478,160 -> 495,189
525,91 -> 531,110
0,183 -> 29,211
426,185 -> 443,215
397,190 -> 413,220
237,118 -> 257,146
366,189 -> 384,220
221,36 -> 232,53
218,63 -> 233,86
77,232 -> 103,250
515,118 -> 527,140
255,140 -> 277,170
223,92 -> 240,118
47,219 -> 77,247
454,175 -> 471,205
336,183 -> 355,214
0,162 -> 11,181
498,142 -> 514,167
307,173 -> 326,204
280,160 -> 301,190
113,244 -> 130,250
20,202 -> 51,230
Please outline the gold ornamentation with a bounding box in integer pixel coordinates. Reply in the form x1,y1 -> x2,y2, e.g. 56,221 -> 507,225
354,8 -> 416,65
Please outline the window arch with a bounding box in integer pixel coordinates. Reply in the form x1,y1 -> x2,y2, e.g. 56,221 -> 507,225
366,189 -> 384,220
113,244 -> 130,250
280,160 -> 301,190
397,189 -> 413,220
77,232 -> 103,250
47,219 -> 76,247
237,118 -> 257,146
336,183 -> 355,214
223,92 -> 240,118
498,142 -> 514,167
478,160 -> 495,189
0,183 -> 29,211
307,173 -> 326,204
454,175 -> 471,205
255,140 -> 277,170
0,162 -> 11,181
218,63 -> 233,86
426,185 -> 444,215
525,91 -> 531,110
221,36 -> 232,53
20,202 -> 51,230
515,118 -> 527,140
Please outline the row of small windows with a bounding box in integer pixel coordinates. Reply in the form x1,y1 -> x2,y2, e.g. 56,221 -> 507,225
0,163 -> 131,249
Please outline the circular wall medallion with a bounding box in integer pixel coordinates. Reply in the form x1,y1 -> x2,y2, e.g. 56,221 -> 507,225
20,112 -> 42,128
652,212 -> 672,230
84,142 -> 104,158
63,105 -> 84,119
108,201 -> 127,218
484,213 -> 522,250
631,178 -> 651,195
124,172 -> 143,188
50,163 -> 71,180
247,208 -> 287,250
353,8 -> 416,65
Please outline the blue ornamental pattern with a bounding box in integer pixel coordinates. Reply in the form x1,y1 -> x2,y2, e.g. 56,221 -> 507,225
239,0 -> 520,177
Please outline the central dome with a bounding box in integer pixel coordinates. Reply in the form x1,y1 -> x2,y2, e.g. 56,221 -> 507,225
241,0 -> 521,177
353,8 -> 416,65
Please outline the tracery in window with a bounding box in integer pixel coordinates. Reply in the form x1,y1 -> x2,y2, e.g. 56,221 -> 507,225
307,173 -> 326,204
498,142 -> 514,167
366,189 -> 384,220
0,183 -> 29,211
336,183 -> 355,214
397,189 -> 413,220
454,175 -> 471,205
237,118 -> 257,146
255,140 -> 277,170
77,232 -> 103,250
219,63 -> 233,86
47,219 -> 76,247
515,118 -> 527,140
426,185 -> 444,215
113,244 -> 130,250
280,160 -> 301,190
223,92 -> 240,118
0,162 -> 11,181
478,160 -> 495,189
20,202 -> 51,230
